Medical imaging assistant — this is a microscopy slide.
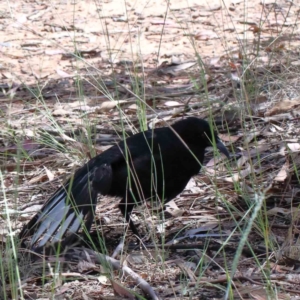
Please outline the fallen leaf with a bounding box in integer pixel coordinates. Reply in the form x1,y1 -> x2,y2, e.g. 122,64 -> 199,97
28,173 -> 48,184
56,68 -> 72,78
218,133 -> 240,143
165,200 -> 184,217
110,279 -> 135,299
98,100 -> 129,111
44,166 -> 54,181
267,207 -> 292,216
206,154 -> 228,167
226,164 -> 252,182
287,143 -> 300,152
274,162 -> 289,182
164,101 -> 181,107
53,108 -> 72,116
265,98 -> 300,116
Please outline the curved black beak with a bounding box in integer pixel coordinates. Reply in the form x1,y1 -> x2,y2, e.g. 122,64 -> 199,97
216,139 -> 230,158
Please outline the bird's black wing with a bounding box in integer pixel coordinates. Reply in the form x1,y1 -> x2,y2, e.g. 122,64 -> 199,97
19,155 -> 115,250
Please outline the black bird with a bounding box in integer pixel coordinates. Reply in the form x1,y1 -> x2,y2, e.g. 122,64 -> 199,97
19,117 -> 229,250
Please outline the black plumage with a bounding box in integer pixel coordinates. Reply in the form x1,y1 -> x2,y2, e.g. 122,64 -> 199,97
19,117 -> 229,250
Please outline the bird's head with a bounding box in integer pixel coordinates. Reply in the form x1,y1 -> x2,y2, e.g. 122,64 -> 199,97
171,117 -> 230,158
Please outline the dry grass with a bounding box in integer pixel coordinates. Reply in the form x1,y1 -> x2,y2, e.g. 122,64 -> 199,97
1,0 -> 300,299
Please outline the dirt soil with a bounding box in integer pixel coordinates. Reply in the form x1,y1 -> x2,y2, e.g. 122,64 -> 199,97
1,0 -> 298,86
2,0 -> 300,299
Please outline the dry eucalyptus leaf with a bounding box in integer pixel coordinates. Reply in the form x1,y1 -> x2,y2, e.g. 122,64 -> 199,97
274,163 -> 288,182
265,98 -> 300,116
267,207 -> 292,216
28,173 -> 48,184
56,68 -> 71,78
165,200 -> 184,217
44,166 -> 54,181
98,100 -> 129,111
110,279 -> 135,299
219,133 -> 240,143
52,108 -> 71,116
237,155 -> 249,168
227,164 -> 252,182
287,143 -> 300,152
164,101 -> 181,107
206,155 -> 227,167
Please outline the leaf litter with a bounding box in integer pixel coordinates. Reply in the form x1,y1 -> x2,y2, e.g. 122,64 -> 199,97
2,0 -> 300,298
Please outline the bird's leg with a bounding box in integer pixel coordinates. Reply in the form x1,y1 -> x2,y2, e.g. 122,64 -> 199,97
111,202 -> 139,258
128,218 -> 140,238
118,202 -> 140,237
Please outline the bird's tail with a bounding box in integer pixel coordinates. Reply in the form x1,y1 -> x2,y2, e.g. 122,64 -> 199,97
19,164 -> 98,252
